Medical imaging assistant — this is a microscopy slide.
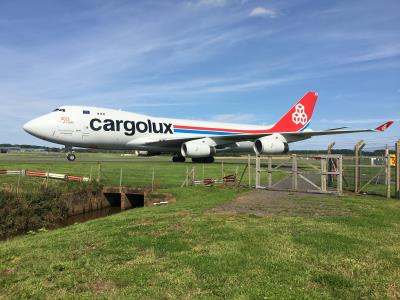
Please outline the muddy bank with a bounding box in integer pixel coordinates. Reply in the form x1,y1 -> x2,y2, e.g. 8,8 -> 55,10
0,186 -> 175,239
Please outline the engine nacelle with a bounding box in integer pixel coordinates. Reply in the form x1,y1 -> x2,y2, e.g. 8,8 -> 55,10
134,150 -> 160,157
253,135 -> 289,155
181,140 -> 215,158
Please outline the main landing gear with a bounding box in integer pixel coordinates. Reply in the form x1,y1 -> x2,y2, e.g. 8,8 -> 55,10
66,147 -> 76,162
172,154 -> 186,163
172,154 -> 215,163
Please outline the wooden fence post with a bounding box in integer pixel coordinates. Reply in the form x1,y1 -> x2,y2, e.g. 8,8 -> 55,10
396,140 -> 400,199
354,140 -> 365,193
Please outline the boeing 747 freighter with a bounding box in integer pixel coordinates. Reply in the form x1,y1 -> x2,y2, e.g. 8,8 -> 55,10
23,92 -> 393,162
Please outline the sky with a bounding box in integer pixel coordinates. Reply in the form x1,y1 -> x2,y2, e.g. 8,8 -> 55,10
0,0 -> 399,150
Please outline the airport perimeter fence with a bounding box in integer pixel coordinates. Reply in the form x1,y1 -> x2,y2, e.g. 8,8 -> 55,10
1,140 -> 399,198
340,142 -> 398,198
250,142 -> 400,198
96,158 -> 255,191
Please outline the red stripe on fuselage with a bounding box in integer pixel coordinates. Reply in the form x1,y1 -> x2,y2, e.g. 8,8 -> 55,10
173,124 -> 272,134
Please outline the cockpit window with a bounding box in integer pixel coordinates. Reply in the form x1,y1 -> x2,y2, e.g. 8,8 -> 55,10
53,108 -> 66,112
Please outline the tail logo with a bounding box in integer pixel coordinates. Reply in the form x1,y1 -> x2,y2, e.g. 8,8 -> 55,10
292,104 -> 308,125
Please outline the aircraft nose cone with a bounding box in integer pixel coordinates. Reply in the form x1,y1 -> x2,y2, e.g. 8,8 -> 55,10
23,119 -> 39,135
23,117 -> 50,139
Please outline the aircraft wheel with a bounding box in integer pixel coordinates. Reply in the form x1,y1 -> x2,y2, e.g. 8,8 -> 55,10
172,156 -> 185,163
206,156 -> 215,163
67,153 -> 76,162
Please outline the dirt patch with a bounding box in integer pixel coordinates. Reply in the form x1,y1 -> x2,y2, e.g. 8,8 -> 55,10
212,190 -> 351,217
88,280 -> 116,292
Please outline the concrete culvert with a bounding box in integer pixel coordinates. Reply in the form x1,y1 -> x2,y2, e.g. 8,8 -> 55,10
125,193 -> 144,208
103,193 -> 121,207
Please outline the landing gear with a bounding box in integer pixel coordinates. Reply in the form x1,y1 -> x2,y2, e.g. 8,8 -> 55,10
192,157 -> 215,163
67,153 -> 76,162
65,146 -> 76,162
172,154 -> 186,163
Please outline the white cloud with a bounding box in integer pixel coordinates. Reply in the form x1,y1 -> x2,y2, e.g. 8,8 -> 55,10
345,44 -> 400,64
249,7 -> 277,18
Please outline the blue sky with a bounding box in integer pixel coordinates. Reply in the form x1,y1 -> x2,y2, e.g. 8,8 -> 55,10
0,0 -> 399,149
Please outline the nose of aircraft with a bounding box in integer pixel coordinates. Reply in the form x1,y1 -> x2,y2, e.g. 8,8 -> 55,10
23,120 -> 37,134
23,115 -> 53,139
23,119 -> 38,134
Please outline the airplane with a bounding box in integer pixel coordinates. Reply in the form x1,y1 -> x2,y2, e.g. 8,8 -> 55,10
23,92 -> 393,163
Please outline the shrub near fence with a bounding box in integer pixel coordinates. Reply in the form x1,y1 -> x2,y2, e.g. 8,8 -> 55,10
0,186 -> 68,238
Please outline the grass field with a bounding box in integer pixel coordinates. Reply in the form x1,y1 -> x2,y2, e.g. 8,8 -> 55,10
1,187 -> 400,299
1,153 -> 400,299
0,153 -> 255,189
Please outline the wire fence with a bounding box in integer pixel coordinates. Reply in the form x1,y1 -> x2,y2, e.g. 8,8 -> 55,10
0,140 -> 399,198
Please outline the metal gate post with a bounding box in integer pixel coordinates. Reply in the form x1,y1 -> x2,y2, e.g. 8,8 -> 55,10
337,155 -> 343,195
396,140 -> 400,199
354,140 -> 365,193
267,156 -> 272,188
321,157 -> 327,192
292,154 -> 298,191
255,155 -> 261,188
327,142 -> 335,186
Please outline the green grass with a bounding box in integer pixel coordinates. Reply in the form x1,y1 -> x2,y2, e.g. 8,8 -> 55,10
1,153 -> 400,298
1,187 -> 400,299
0,153 -> 255,189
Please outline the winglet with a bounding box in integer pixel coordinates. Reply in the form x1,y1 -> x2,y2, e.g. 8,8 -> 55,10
270,91 -> 318,132
375,121 -> 394,132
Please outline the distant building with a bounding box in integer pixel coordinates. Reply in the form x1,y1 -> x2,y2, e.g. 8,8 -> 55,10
0,147 -> 21,153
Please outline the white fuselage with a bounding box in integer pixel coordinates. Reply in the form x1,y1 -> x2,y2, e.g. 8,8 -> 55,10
23,106 -> 276,154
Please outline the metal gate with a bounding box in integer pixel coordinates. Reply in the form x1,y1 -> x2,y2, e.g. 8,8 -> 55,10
255,154 -> 343,195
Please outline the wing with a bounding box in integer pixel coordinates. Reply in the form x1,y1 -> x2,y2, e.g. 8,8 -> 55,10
139,121 -> 394,147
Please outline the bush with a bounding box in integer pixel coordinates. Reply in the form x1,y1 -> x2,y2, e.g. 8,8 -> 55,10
0,186 -> 69,239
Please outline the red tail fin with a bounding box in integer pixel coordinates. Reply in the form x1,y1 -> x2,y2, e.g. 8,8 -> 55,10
270,91 -> 318,132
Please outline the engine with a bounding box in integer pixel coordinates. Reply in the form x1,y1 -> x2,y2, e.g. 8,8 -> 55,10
181,140 -> 215,158
134,150 -> 160,157
253,135 -> 289,155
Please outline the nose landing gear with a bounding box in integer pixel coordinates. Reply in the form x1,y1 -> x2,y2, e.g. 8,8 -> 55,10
67,153 -> 76,162
65,146 -> 76,162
